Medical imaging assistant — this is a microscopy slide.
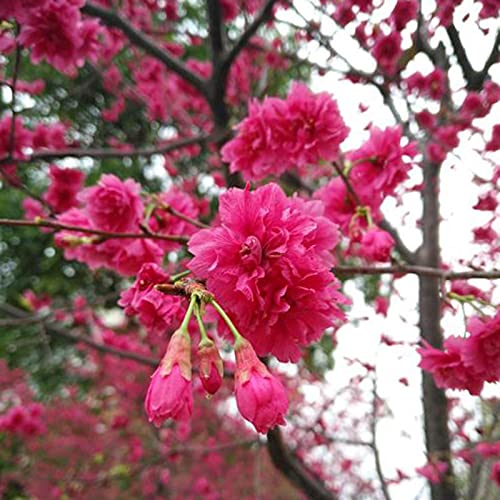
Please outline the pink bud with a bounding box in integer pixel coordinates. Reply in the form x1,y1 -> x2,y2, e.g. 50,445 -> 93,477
198,342 -> 223,395
359,228 -> 395,262
234,339 -> 288,434
144,330 -> 193,426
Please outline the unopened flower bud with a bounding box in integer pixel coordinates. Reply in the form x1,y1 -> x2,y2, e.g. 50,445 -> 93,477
144,329 -> 193,426
197,341 -> 223,395
234,338 -> 288,434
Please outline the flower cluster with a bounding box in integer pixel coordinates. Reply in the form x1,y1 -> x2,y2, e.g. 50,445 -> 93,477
418,310 -> 500,395
52,175 -> 198,276
0,403 -> 46,437
144,300 -> 288,434
221,82 -> 349,181
12,0 -> 101,75
188,183 -> 348,362
118,263 -> 184,337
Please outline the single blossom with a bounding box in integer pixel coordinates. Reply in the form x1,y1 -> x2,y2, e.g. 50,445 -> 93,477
188,183 -> 348,362
461,311 -> 500,383
44,165 -> 85,213
79,174 -> 144,233
416,461 -> 449,484
234,338 -> 288,433
359,228 -> 395,262
221,82 -> 348,180
418,337 -> 484,395
348,126 -> 417,199
118,263 -> 183,336
145,329 -> 193,426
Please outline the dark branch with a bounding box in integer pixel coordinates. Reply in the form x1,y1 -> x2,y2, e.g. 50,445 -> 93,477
81,2 -> 208,97
0,218 -> 190,244
206,0 -> 225,63
267,427 -> 336,500
26,133 -> 217,162
0,303 -> 158,367
334,265 -> 500,280
222,0 -> 278,72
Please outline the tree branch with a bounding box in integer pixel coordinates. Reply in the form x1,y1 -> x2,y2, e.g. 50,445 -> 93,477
334,265 -> 500,280
26,133 -> 217,162
0,218 -> 190,244
222,0 -> 278,72
81,2 -> 208,97
0,303 -> 159,367
417,158 -> 457,500
206,0 -> 225,63
267,427 -> 337,500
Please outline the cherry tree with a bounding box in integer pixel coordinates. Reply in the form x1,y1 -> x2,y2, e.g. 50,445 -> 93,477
0,1 -> 499,499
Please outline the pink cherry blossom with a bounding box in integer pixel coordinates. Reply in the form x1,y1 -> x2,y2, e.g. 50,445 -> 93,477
416,460 -> 448,484
79,174 -> 144,233
372,32 -> 402,76
221,82 -> 348,181
418,337 -> 484,395
188,183 -> 348,362
119,263 -> 183,336
234,338 -> 288,433
359,228 -> 395,262
44,165 -> 85,213
145,329 -> 193,426
348,126 -> 417,199
461,311 -> 500,383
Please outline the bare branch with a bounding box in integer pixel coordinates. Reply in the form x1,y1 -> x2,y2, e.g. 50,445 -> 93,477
206,0 -> 225,63
267,427 -> 337,500
370,378 -> 392,500
0,218 -> 190,244
447,25 -> 499,90
0,303 -> 159,367
222,0 -> 278,71
25,132 -> 218,162
81,2 -> 208,97
334,265 -> 500,280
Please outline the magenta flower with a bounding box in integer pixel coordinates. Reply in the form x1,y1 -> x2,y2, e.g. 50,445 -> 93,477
119,263 -> 183,336
44,165 -> 85,214
19,0 -> 82,74
348,126 -> 417,199
145,329 -> 193,426
372,32 -> 402,76
461,311 -> 500,383
416,460 -> 448,484
234,339 -> 288,434
418,337 -> 484,395
359,228 -> 395,262
221,82 -> 348,180
188,183 -> 348,362
79,174 -> 144,233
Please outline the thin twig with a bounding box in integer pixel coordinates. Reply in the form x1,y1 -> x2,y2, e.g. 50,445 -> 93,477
81,2 -> 208,97
334,265 -> 500,280
0,218 -> 190,244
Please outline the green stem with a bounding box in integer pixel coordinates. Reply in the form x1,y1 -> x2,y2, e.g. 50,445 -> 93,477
170,269 -> 191,282
180,294 -> 198,333
210,299 -> 244,344
194,303 -> 212,347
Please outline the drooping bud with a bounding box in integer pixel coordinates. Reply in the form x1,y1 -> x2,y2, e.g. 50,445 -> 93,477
197,341 -> 223,395
233,338 -> 288,434
144,329 -> 192,426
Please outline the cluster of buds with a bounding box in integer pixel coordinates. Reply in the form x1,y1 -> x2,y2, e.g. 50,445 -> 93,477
144,290 -> 288,434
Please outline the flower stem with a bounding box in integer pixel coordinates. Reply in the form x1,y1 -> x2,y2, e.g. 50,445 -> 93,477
180,294 -> 198,333
194,302 -> 212,347
170,269 -> 191,282
210,299 -> 244,344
